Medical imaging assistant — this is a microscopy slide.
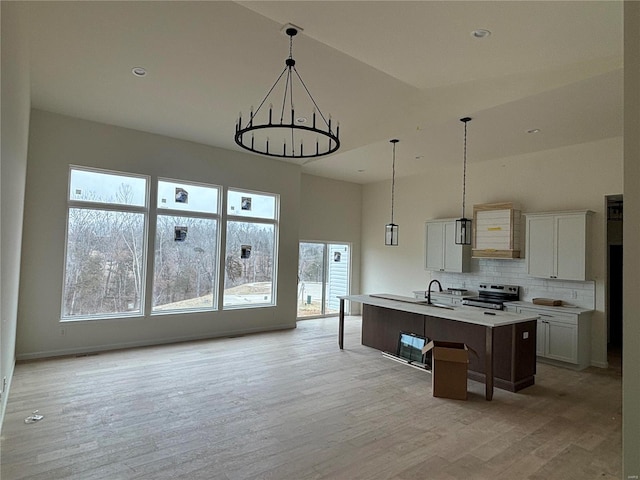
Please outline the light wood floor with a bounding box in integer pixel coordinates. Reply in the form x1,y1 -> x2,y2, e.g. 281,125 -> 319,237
1,317 -> 621,479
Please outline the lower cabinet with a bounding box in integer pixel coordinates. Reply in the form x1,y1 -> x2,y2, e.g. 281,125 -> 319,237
362,303 -> 536,392
538,313 -> 578,363
505,304 -> 591,370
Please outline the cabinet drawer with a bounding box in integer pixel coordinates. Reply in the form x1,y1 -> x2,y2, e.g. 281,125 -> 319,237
518,308 -> 577,325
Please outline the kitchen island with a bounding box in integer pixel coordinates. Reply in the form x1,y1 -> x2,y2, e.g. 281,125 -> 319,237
338,294 -> 539,400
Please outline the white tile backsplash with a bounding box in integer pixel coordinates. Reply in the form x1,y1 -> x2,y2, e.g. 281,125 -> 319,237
429,258 -> 595,309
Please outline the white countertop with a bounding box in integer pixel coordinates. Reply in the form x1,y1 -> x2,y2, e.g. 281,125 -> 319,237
340,294 -> 538,328
504,301 -> 593,315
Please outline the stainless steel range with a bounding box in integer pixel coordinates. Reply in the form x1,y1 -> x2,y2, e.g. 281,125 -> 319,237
462,284 -> 520,310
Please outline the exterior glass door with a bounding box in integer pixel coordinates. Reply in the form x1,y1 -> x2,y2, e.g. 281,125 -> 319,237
297,242 -> 350,318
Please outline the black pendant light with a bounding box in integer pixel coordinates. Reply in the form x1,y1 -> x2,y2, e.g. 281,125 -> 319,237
385,139 -> 399,246
456,117 -> 472,245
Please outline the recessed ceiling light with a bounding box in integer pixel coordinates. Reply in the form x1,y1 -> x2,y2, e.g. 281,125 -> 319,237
471,29 -> 491,39
527,128 -> 541,134
357,169 -> 365,173
295,117 -> 307,124
132,67 -> 147,77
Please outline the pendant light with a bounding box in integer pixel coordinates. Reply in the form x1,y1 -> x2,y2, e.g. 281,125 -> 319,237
234,25 -> 340,159
385,139 -> 399,246
456,117 -> 472,245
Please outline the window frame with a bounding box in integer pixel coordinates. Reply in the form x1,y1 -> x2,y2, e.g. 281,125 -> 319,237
151,177 -> 222,315
61,167 -> 282,320
223,187 -> 280,310
61,165 -> 150,321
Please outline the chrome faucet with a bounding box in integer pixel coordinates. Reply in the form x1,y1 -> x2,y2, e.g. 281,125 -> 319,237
426,279 -> 443,304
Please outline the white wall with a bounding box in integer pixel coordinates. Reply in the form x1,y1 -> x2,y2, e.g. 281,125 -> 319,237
623,0 -> 640,476
299,174 -> 362,312
16,110 -> 301,359
361,136 -> 623,368
0,1 -> 31,432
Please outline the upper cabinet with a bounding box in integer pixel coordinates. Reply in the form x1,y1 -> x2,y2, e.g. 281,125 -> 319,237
524,210 -> 594,281
472,202 -> 521,258
425,219 -> 471,272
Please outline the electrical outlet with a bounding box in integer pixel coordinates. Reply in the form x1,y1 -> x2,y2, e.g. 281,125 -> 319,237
572,290 -> 578,299
2,377 -> 7,392
524,287 -> 529,295
60,328 -> 66,336
523,332 -> 529,339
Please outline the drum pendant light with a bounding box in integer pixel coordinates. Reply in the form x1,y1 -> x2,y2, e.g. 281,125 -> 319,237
456,117 -> 472,245
385,139 -> 400,246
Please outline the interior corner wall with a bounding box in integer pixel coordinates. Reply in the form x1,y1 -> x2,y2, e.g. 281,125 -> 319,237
17,110 -> 301,360
0,1 -> 31,432
361,136 -> 622,367
623,0 -> 640,476
299,174 -> 362,313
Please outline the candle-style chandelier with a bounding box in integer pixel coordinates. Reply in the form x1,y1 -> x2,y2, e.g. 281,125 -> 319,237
234,25 -> 340,159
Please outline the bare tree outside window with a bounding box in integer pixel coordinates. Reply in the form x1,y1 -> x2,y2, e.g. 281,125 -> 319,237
224,189 -> 278,307
63,170 -> 148,319
152,215 -> 218,311
62,169 -> 278,318
152,179 -> 220,312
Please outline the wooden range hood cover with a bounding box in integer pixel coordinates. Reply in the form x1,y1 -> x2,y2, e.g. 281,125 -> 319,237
472,202 -> 521,258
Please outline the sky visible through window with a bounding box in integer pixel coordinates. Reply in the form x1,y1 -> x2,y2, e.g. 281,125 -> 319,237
70,168 -> 147,206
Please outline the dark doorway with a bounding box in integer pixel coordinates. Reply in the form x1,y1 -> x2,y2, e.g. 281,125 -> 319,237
609,244 -> 623,348
606,194 -> 623,373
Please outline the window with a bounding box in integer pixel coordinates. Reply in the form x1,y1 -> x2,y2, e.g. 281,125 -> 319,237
224,189 -> 279,307
152,179 -> 220,312
62,167 -> 149,319
62,168 -> 280,319
297,242 -> 350,318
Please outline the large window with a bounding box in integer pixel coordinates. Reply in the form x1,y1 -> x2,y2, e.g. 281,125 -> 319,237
152,179 -> 220,312
62,167 -> 149,319
62,168 -> 280,319
224,189 -> 279,307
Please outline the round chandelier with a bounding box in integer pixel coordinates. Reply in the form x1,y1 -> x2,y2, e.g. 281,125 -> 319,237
234,26 -> 340,160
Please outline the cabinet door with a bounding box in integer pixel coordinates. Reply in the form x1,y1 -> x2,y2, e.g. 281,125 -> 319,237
526,216 -> 555,278
443,222 -> 463,272
425,222 -> 444,271
545,319 -> 578,363
536,320 -> 546,357
555,215 -> 587,281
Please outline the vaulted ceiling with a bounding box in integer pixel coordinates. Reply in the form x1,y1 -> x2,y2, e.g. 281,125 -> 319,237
26,1 -> 623,184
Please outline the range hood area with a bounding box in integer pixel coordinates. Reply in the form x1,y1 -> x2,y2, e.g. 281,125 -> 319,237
472,202 -> 521,259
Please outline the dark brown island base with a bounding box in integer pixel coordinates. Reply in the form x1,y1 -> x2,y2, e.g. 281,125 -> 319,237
338,294 -> 539,401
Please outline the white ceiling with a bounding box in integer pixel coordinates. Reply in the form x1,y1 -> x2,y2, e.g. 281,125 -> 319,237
25,1 -> 623,184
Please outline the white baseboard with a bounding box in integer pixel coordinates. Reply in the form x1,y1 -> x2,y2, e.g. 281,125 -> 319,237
15,323 -> 296,361
0,359 -> 16,436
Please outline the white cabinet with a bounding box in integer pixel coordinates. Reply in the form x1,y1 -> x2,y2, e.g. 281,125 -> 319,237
524,211 -> 593,281
538,313 -> 578,363
425,219 -> 471,273
506,304 -> 592,369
